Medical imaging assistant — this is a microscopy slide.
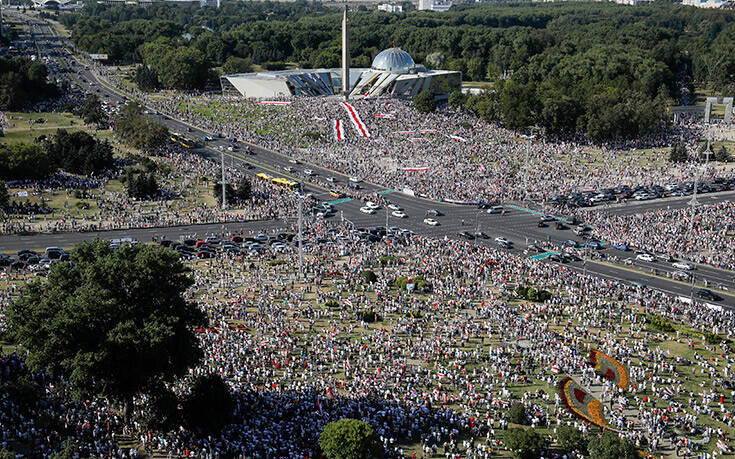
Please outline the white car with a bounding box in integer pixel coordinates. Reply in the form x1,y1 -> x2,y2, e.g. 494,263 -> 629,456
284,166 -> 294,172
326,177 -> 335,183
392,210 -> 407,218
387,203 -> 401,211
487,206 -> 504,214
494,237 -> 510,244
289,159 -> 299,164
636,253 -> 656,262
423,218 -> 439,226
360,206 -> 375,214
303,169 -> 314,176
349,176 -> 361,183
672,270 -> 691,280
365,201 -> 380,210
673,261 -> 695,270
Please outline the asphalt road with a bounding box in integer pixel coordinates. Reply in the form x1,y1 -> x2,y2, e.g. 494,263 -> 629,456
4,12 -> 734,309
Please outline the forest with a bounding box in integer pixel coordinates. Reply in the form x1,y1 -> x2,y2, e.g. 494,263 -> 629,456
60,1 -> 735,139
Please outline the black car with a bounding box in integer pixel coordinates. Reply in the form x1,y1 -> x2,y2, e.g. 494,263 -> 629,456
555,222 -> 567,230
458,231 -> 475,240
537,220 -> 547,228
548,254 -> 565,263
696,289 -> 722,302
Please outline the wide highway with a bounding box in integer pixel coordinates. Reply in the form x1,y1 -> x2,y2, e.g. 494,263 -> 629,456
4,11 -> 734,308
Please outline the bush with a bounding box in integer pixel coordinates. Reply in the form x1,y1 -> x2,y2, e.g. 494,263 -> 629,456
508,403 -> 527,425
394,276 -> 409,291
413,275 -> 432,293
378,255 -> 396,266
320,418 -> 383,459
414,89 -> 437,114
647,315 -> 675,333
588,431 -> 640,459
515,285 -> 552,302
705,333 -> 723,345
325,300 -> 340,309
557,425 -> 585,454
504,427 -> 543,459
269,259 -> 285,266
358,310 -> 379,323
361,270 -> 377,284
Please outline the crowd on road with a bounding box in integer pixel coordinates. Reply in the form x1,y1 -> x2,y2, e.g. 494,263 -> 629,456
2,221 -> 735,457
583,201 -> 735,271
136,92 -> 731,206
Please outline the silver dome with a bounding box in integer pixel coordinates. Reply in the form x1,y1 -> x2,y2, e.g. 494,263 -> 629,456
371,48 -> 415,73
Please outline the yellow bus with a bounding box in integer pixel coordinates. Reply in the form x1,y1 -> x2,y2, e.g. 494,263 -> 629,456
256,173 -> 272,182
271,177 -> 300,190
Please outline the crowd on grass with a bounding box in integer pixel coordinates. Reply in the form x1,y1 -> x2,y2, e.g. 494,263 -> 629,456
1,220 -> 735,457
582,201 -> 735,271
145,93 -> 731,205
0,143 -> 309,234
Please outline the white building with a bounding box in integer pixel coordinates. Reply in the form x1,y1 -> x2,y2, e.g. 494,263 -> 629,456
681,0 -> 728,7
377,3 -> 403,12
220,47 -> 461,100
418,0 -> 452,12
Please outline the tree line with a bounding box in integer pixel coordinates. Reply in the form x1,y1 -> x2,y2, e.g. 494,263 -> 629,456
0,129 -> 114,181
60,2 -> 735,139
0,57 -> 58,110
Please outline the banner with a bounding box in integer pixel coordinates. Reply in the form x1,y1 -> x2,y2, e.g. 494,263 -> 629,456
340,102 -> 370,137
332,119 -> 344,141
259,101 -> 291,106
447,134 -> 467,142
375,113 -> 396,118
89,54 -> 108,60
402,167 -> 429,172
589,350 -> 630,390
558,377 -> 610,429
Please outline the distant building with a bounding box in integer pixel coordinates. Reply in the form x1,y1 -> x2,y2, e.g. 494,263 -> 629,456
220,47 -> 461,99
681,0 -> 728,7
418,0 -> 452,12
610,0 -> 652,5
377,3 -> 403,12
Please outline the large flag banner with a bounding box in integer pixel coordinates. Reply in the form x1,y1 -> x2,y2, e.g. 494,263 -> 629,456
447,134 -> 467,142
332,119 -> 344,141
402,167 -> 429,172
340,102 -> 371,137
558,376 -> 610,429
375,113 -> 396,119
589,349 -> 631,390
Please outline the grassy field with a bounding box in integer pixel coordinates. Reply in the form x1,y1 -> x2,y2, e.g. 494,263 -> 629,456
2,111 -> 87,144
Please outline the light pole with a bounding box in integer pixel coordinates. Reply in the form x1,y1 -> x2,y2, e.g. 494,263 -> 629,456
297,193 -> 303,279
475,210 -> 482,233
221,150 -> 226,210
521,131 -> 535,207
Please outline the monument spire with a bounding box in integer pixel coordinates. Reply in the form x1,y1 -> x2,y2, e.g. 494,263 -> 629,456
341,6 -> 350,100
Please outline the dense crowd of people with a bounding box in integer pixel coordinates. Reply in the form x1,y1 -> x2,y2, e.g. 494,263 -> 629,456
139,93 -> 731,206
583,201 -> 735,271
1,220 -> 734,457
0,143 -> 309,235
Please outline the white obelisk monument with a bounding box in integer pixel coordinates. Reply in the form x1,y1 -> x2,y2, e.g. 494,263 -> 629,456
341,6 -> 350,100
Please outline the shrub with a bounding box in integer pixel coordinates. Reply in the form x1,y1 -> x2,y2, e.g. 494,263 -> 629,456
394,276 -> 409,291
647,315 -> 675,333
325,300 -> 340,309
505,427 -> 543,459
508,403 -> 527,425
269,259 -> 285,266
358,310 -> 379,323
705,333 -> 723,345
362,270 -> 377,284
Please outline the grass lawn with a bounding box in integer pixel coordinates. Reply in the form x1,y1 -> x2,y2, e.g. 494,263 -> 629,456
462,81 -> 495,89
2,111 -> 87,144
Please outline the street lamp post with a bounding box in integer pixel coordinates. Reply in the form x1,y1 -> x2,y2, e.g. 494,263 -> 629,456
521,131 -> 535,207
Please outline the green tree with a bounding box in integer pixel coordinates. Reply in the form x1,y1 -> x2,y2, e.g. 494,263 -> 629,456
361,269 -> 377,284
448,89 -> 467,109
587,431 -> 640,459
0,143 -> 54,180
114,102 -> 169,150
213,182 -> 236,206
319,418 -> 383,459
716,145 -> 731,162
557,425 -> 585,454
78,94 -> 107,127
134,65 -> 160,92
0,180 -> 8,210
235,178 -> 252,201
669,143 -> 688,163
183,373 -> 234,435
504,428 -> 544,459
222,56 -> 253,75
7,239 -> 205,421
425,52 -> 446,70
508,403 -> 527,425
414,90 -> 437,114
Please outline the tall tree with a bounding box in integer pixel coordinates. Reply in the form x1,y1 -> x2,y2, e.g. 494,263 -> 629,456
319,419 -> 383,459
7,239 -> 205,421
78,94 -> 108,127
588,431 -> 640,459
